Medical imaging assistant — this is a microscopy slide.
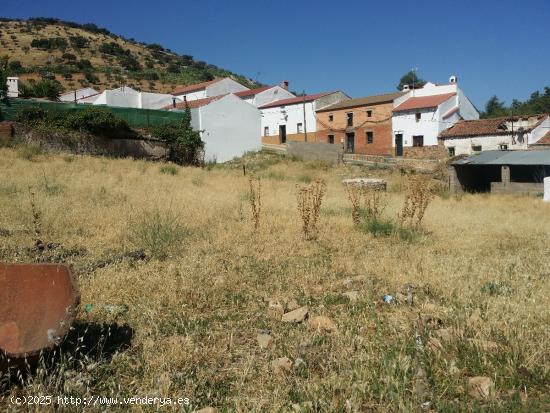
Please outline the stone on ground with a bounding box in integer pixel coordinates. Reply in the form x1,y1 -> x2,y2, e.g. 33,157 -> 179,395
267,299 -> 284,319
194,408 -> 218,413
256,333 -> 274,349
308,315 -> 337,333
271,357 -> 293,374
281,306 -> 308,323
467,376 -> 495,400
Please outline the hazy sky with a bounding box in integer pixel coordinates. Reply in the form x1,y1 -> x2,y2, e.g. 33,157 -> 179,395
2,0 -> 549,109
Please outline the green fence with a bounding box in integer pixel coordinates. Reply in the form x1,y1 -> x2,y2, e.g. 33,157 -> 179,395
0,98 -> 183,128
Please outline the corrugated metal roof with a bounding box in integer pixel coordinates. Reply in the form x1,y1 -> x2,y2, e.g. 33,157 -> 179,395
452,150 -> 550,165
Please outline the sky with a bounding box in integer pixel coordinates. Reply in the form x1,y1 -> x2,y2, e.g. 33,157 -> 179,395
1,0 -> 549,109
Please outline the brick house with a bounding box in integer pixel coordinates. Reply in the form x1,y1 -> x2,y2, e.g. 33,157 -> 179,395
315,92 -> 404,155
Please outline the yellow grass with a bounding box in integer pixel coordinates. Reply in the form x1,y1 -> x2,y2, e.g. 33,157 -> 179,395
0,148 -> 549,411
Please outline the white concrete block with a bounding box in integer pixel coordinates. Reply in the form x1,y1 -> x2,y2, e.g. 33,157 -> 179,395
544,176 -> 550,202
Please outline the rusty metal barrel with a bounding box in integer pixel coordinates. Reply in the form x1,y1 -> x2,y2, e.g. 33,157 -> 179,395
0,264 -> 79,371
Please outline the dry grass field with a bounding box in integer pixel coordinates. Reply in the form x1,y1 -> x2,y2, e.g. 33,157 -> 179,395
0,147 -> 549,412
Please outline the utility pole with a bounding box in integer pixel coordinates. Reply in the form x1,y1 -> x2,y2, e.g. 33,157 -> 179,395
302,90 -> 307,142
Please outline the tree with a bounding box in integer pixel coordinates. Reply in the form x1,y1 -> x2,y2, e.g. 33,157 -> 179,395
397,70 -> 426,91
0,55 -> 8,101
481,95 -> 508,118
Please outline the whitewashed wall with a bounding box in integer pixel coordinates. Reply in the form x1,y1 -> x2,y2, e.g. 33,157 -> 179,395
261,101 -> 317,136
196,94 -> 260,163
252,86 -> 294,107
442,133 -> 530,155
178,90 -> 207,102
206,78 -> 248,97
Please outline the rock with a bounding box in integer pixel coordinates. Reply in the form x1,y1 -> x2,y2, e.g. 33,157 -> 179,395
194,407 -> 218,413
467,339 -> 499,352
281,306 -> 308,323
286,298 -> 300,311
467,376 -> 495,400
343,290 -> 359,302
342,178 -> 386,190
257,333 -> 274,349
433,328 -> 463,345
293,357 -> 306,369
271,357 -> 293,374
267,299 -> 284,319
308,315 -> 337,333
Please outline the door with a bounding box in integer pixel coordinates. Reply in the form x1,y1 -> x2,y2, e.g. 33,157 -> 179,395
395,133 -> 403,156
346,132 -> 355,153
279,125 -> 287,144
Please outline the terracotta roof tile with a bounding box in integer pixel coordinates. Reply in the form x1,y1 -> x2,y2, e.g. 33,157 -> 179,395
317,92 -> 404,112
233,86 -> 272,97
393,93 -> 456,112
439,114 -> 548,139
535,130 -> 550,145
259,92 -> 337,109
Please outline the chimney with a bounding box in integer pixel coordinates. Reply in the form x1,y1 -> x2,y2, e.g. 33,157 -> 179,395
281,80 -> 289,90
402,84 -> 410,92
449,75 -> 458,84
6,77 -> 19,98
172,97 -> 177,108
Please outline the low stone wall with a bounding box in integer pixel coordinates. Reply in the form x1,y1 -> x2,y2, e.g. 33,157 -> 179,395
403,143 -> 448,159
344,153 -> 441,173
11,124 -> 168,160
491,181 -> 544,196
287,141 -> 343,164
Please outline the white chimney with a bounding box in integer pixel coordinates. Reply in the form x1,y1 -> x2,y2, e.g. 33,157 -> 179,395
281,80 -> 289,90
6,77 -> 19,98
402,84 -> 410,92
449,75 -> 458,84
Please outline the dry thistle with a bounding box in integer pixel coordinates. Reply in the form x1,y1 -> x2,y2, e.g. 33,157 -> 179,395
28,187 -> 44,250
398,176 -> 434,228
296,178 -> 327,239
363,187 -> 387,221
248,177 -> 261,231
344,184 -> 362,225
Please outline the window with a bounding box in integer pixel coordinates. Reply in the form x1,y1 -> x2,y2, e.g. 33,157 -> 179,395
448,147 -> 455,157
328,134 -> 334,144
366,110 -> 372,117
472,145 -> 482,152
499,144 -> 508,150
347,112 -> 353,126
415,113 -> 421,122
264,126 -> 269,136
366,131 -> 374,144
328,114 -> 333,122
297,122 -> 303,133
412,135 -> 424,147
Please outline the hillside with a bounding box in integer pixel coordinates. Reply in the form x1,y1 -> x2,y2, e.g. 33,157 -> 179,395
0,17 -> 261,95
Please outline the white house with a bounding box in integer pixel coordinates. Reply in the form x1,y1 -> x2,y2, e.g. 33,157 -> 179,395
391,77 -> 479,156
234,83 -> 295,107
92,86 -> 178,110
59,87 -> 99,103
260,91 -> 350,145
439,114 -> 550,156
172,77 -> 249,102
6,77 -> 19,98
166,94 -> 261,163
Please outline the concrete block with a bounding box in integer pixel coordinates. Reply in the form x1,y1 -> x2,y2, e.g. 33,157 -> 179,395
544,176 -> 550,202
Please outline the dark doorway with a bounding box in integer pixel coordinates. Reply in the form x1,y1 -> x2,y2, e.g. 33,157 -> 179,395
346,132 -> 355,153
279,125 -> 287,144
395,134 -> 403,156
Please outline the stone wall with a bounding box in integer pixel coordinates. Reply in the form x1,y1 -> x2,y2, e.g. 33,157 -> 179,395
11,124 -> 168,160
403,142 -> 448,159
287,141 -> 343,164
0,121 -> 13,144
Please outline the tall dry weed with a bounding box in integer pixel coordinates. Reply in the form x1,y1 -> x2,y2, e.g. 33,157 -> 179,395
398,175 -> 434,228
248,177 -> 261,231
296,178 -> 327,239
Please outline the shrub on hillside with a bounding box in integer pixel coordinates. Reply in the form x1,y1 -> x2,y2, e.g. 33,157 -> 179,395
30,37 -> 67,51
69,35 -> 88,49
19,79 -> 62,101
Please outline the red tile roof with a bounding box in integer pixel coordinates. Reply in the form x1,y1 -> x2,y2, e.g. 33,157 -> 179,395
393,93 -> 456,112
163,95 -> 226,110
233,86 -> 272,97
259,92 -> 336,109
439,114 -> 548,139
172,78 -> 222,95
535,131 -> 550,145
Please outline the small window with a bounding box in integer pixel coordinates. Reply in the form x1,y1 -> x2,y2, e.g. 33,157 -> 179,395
264,126 -> 269,136
366,110 -> 372,117
297,122 -> 303,133
415,113 -> 421,122
366,131 -> 374,144
499,144 -> 508,150
347,112 -> 353,127
413,135 -> 424,147
448,147 -> 455,157
328,114 -> 333,122
472,145 -> 482,152
328,134 -> 334,144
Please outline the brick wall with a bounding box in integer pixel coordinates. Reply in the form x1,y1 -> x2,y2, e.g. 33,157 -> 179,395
261,132 -> 310,145
315,101 -> 394,156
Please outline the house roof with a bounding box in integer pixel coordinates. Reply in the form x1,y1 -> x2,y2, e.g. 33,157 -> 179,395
164,95 -> 226,110
439,114 -> 548,139
172,78 -> 222,95
233,86 -> 272,97
259,92 -> 336,109
534,131 -> 550,145
452,150 -> 550,166
393,93 -> 456,112
317,92 -> 404,112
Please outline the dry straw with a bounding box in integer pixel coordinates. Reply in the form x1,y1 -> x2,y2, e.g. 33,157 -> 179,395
296,178 -> 327,239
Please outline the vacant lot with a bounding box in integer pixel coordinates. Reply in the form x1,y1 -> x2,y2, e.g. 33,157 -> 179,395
0,147 -> 548,412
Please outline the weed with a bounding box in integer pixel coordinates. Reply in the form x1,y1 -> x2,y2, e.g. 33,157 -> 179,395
296,178 -> 326,239
398,175 -> 434,228
128,209 -> 188,260
17,143 -> 43,161
248,177 -> 261,232
159,164 -> 178,175
344,184 -> 362,225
